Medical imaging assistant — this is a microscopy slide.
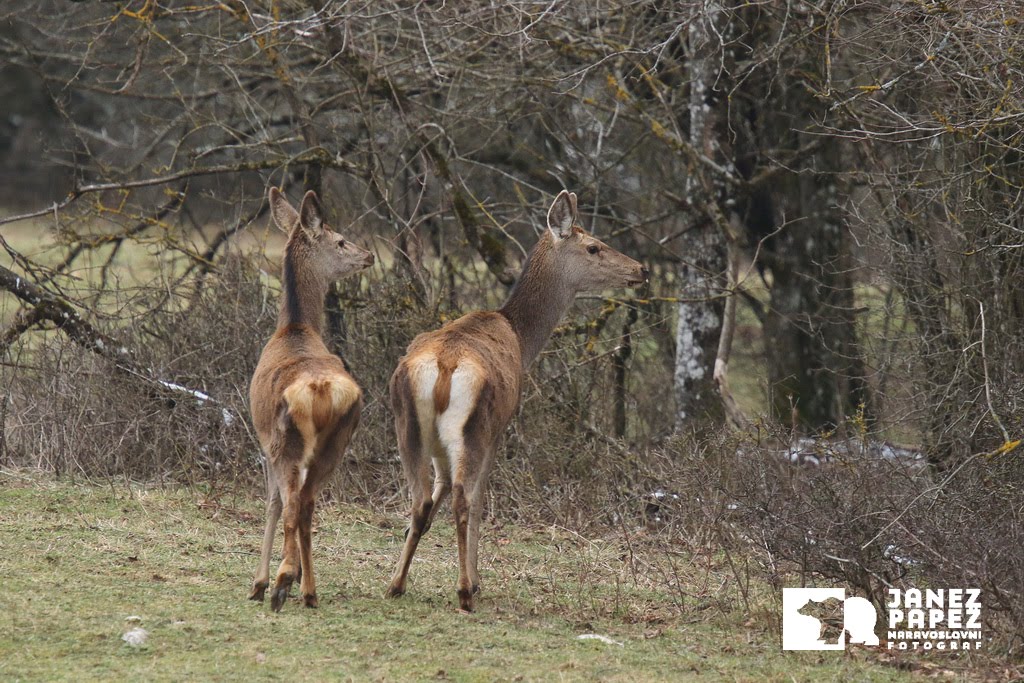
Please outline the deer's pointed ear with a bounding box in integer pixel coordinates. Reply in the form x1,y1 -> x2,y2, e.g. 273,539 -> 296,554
269,187 -> 299,234
547,190 -> 577,240
298,190 -> 324,237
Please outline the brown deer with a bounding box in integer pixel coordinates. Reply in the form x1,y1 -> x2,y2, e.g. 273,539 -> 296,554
248,187 -> 374,611
385,190 -> 647,611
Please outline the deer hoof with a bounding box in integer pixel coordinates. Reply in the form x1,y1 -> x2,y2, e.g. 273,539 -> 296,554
303,593 -> 319,609
457,588 -> 474,612
270,574 -> 294,612
270,587 -> 289,612
384,584 -> 405,599
248,581 -> 268,602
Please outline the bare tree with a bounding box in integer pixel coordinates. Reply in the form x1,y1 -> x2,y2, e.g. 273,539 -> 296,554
2,0 -> 1020,460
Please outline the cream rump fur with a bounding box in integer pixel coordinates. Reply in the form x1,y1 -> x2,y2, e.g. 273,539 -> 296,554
408,355 -> 485,479
281,374 -> 361,465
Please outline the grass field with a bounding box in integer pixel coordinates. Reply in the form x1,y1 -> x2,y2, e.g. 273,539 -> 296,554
0,471 -> 935,682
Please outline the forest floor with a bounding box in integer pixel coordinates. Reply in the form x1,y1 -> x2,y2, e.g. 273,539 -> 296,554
0,471 -> 981,682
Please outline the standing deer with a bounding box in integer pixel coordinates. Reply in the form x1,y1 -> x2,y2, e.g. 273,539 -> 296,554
248,187 -> 374,611
385,190 -> 647,611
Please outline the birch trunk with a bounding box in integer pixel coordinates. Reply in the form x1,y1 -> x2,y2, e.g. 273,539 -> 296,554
674,4 -> 727,429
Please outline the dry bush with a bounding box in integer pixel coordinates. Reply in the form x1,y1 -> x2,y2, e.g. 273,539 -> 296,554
0,247 -> 688,542
0,245 -> 677,518
1,255 -> 267,483
730,438 -> 1024,653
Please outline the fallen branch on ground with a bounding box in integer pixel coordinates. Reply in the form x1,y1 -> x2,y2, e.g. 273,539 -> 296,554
0,264 -> 235,424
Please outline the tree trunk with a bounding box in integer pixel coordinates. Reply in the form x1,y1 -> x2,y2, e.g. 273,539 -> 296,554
673,5 -> 727,430
674,232 -> 727,428
764,136 -> 871,431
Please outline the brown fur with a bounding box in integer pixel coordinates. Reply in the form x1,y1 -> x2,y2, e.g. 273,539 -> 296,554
385,191 -> 646,611
432,356 -> 457,414
247,188 -> 373,611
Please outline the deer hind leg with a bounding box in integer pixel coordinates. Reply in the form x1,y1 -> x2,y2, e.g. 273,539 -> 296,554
466,445 -> 495,596
385,457 -> 432,599
297,408 -> 356,608
385,399 -> 432,599
452,477 -> 474,611
451,450 -> 487,611
466,483 -> 486,596
271,464 -> 302,612
296,479 -> 318,608
453,461 -> 490,611
249,470 -> 282,601
434,365 -> 487,611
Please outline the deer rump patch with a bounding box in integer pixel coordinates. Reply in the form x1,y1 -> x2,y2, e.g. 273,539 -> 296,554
280,375 -> 360,461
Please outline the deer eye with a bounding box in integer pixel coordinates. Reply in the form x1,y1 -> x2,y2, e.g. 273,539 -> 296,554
587,244 -> 600,255
337,239 -> 346,249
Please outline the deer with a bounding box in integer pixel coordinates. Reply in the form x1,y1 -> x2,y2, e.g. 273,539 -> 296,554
385,190 -> 648,611
247,187 -> 374,612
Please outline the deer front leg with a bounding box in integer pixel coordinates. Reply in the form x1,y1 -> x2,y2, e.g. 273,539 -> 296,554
271,467 -> 301,612
422,464 -> 451,536
249,483 -> 282,601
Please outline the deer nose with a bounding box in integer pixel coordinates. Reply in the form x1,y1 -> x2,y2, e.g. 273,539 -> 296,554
640,266 -> 650,281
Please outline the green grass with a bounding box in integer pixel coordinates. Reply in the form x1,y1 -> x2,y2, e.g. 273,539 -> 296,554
0,472 -> 924,682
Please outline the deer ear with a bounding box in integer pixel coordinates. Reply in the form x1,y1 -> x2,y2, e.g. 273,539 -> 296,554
268,187 -> 299,234
547,190 -> 577,240
298,190 -> 324,237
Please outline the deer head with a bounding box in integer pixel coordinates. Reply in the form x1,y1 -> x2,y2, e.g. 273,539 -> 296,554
269,187 -> 375,280
544,190 -> 648,292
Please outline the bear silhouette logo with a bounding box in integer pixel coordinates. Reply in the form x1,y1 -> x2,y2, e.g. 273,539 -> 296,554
782,588 -> 880,650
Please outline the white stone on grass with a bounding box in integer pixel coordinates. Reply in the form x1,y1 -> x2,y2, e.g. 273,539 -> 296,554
122,627 -> 149,647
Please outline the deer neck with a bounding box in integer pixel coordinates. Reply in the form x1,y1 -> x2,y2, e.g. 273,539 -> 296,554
499,235 -> 576,368
277,242 -> 327,335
